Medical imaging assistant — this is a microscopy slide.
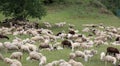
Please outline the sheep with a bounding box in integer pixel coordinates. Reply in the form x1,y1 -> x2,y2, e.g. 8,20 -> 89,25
45,60 -> 59,66
31,36 -> 44,41
55,22 -> 66,27
69,40 -> 81,51
100,52 -> 117,66
25,43 -> 38,52
84,49 -> 97,56
26,51 -> 42,61
58,59 -> 71,66
61,40 -> 72,48
115,54 -> 120,61
4,42 -> 19,52
75,51 -> 90,62
4,58 -> 22,66
69,52 -> 76,59
0,53 -> 4,61
39,55 -> 47,66
68,59 -> 83,66
20,45 -> 30,52
106,47 -> 119,56
39,44 -> 53,51
10,52 -> 23,60
0,34 -> 9,40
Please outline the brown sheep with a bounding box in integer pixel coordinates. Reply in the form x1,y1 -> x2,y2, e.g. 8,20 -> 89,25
106,47 -> 119,56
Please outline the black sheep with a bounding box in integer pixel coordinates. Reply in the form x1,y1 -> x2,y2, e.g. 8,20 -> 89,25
0,34 -> 9,40
61,40 -> 71,48
106,47 -> 119,56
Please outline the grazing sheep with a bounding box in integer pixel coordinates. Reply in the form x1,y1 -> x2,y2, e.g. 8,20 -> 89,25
20,45 -> 30,52
61,40 -> 72,48
39,56 -> 47,66
4,42 -> 19,52
100,52 -> 117,66
25,44 -> 38,52
4,58 -> 22,66
10,52 -> 23,60
69,52 -> 76,59
106,47 -> 119,56
58,59 -> 71,66
39,44 -> 53,50
75,51 -> 89,62
26,51 -> 42,61
69,40 -> 81,51
0,34 -> 9,40
68,59 -> 83,66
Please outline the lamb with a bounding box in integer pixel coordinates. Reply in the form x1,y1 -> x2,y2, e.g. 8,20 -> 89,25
100,52 -> 117,66
4,58 -> 22,66
68,59 -> 83,66
10,52 -> 23,60
69,40 -> 81,51
39,55 -> 47,66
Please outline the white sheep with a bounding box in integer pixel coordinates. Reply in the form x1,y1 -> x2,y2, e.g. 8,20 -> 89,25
20,45 -> 30,52
25,43 -> 38,52
39,55 -> 47,66
45,60 -> 59,66
26,51 -> 42,61
4,58 -> 22,66
58,59 -> 71,66
10,52 -> 23,60
69,52 -> 76,59
100,52 -> 117,66
69,40 -> 81,51
68,59 -> 83,66
4,42 -> 19,52
75,51 -> 88,62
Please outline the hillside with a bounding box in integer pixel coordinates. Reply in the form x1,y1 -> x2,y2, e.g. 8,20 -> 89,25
0,0 -> 120,66
31,0 -> 119,33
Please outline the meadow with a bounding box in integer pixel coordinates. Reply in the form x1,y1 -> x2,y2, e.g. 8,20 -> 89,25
0,0 -> 120,66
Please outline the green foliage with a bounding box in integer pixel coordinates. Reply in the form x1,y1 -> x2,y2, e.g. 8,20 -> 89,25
100,0 -> 120,14
0,0 -> 46,20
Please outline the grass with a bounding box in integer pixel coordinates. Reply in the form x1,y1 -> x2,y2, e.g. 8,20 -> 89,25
0,0 -> 120,66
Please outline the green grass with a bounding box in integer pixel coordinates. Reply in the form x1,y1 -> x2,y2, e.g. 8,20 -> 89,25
0,0 -> 120,66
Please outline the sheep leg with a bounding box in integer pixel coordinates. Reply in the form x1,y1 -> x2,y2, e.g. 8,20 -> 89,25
105,61 -> 107,66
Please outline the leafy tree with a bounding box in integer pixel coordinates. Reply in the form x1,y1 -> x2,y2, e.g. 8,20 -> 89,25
0,0 -> 46,20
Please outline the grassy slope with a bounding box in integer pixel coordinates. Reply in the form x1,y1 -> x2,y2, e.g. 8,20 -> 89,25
0,0 -> 120,66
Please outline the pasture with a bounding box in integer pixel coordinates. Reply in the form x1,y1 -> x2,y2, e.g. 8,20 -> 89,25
0,0 -> 120,66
